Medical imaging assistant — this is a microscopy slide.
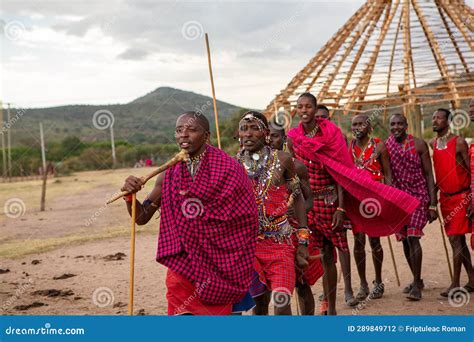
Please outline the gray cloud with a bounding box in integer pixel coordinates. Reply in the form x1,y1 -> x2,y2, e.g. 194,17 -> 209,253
117,47 -> 150,60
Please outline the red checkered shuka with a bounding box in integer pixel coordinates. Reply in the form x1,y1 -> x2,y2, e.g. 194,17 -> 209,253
385,135 -> 429,201
385,135 -> 429,231
288,120 -> 419,237
156,145 -> 259,305
471,144 -> 474,249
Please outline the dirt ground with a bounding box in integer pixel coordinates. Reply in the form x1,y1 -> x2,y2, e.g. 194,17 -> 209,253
1,168 -> 473,316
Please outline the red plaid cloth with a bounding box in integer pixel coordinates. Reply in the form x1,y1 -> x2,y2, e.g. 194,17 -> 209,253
254,238 -> 296,294
433,136 -> 471,236
288,120 -> 419,237
471,144 -> 474,249
297,239 -> 324,286
289,219 -> 324,286
157,145 -> 259,305
386,135 -> 429,239
166,269 -> 232,315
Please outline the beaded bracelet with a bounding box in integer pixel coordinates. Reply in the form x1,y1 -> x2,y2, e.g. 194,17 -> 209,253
123,194 -> 133,202
297,227 -> 310,246
143,199 -> 158,208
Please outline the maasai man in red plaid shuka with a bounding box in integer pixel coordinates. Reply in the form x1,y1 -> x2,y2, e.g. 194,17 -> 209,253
469,99 -> 474,250
288,94 -> 419,315
385,113 -> 438,301
237,111 -> 309,316
350,114 -> 394,301
121,112 -> 258,315
431,108 -> 474,298
269,122 -> 323,316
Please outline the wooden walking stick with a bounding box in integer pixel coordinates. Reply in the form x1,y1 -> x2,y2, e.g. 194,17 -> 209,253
128,193 -> 137,315
437,209 -> 453,281
205,33 -> 222,149
106,150 -> 189,204
107,150 -> 189,316
386,235 -> 400,287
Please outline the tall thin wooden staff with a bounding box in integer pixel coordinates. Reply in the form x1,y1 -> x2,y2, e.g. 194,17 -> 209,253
128,193 -> 137,315
205,33 -> 221,149
39,123 -> 47,211
7,103 -> 12,179
106,151 -> 189,316
0,101 -> 7,178
386,236 -> 400,287
437,208 -> 453,281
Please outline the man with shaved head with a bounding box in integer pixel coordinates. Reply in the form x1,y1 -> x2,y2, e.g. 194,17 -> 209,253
386,114 -> 438,301
121,111 -> 258,315
469,99 -> 474,251
430,108 -> 474,297
350,114 -> 392,301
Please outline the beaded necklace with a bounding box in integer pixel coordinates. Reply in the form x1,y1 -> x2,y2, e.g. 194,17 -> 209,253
186,149 -> 206,178
436,131 -> 451,150
304,123 -> 320,138
351,138 -> 375,169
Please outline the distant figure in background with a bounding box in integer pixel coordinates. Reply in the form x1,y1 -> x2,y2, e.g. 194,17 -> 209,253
146,159 -> 152,167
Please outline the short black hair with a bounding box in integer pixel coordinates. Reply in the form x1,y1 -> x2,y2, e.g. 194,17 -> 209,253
316,104 -> 329,112
389,113 -> 407,124
435,108 -> 451,121
179,111 -> 210,132
297,92 -> 317,107
240,111 -> 269,129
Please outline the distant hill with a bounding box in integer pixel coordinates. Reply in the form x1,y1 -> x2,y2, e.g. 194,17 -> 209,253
7,87 -> 242,146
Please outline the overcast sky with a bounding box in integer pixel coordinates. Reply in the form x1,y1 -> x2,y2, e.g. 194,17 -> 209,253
1,0 -> 472,109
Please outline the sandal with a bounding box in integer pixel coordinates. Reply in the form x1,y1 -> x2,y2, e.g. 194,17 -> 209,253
407,285 -> 422,301
355,286 -> 369,301
345,293 -> 359,307
403,279 -> 424,294
370,281 -> 384,299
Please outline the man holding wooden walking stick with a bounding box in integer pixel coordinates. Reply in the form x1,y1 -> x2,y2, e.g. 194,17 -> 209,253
430,108 -> 474,297
350,114 -> 395,301
120,111 -> 258,315
385,114 -> 438,301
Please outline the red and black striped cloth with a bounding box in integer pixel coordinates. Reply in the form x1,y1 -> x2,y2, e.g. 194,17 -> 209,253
157,144 -> 258,305
288,119 -> 420,238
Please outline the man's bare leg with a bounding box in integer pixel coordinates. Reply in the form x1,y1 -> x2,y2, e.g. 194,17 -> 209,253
369,237 -> 384,298
322,243 -> 337,315
253,291 -> 271,315
296,283 -> 315,315
353,232 -> 369,300
402,238 -> 423,293
406,236 -> 423,300
273,292 -> 292,315
441,235 -> 463,296
339,248 -> 357,306
459,235 -> 474,287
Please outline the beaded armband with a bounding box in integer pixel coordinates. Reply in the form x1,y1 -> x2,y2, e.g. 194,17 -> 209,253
296,227 -> 310,246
